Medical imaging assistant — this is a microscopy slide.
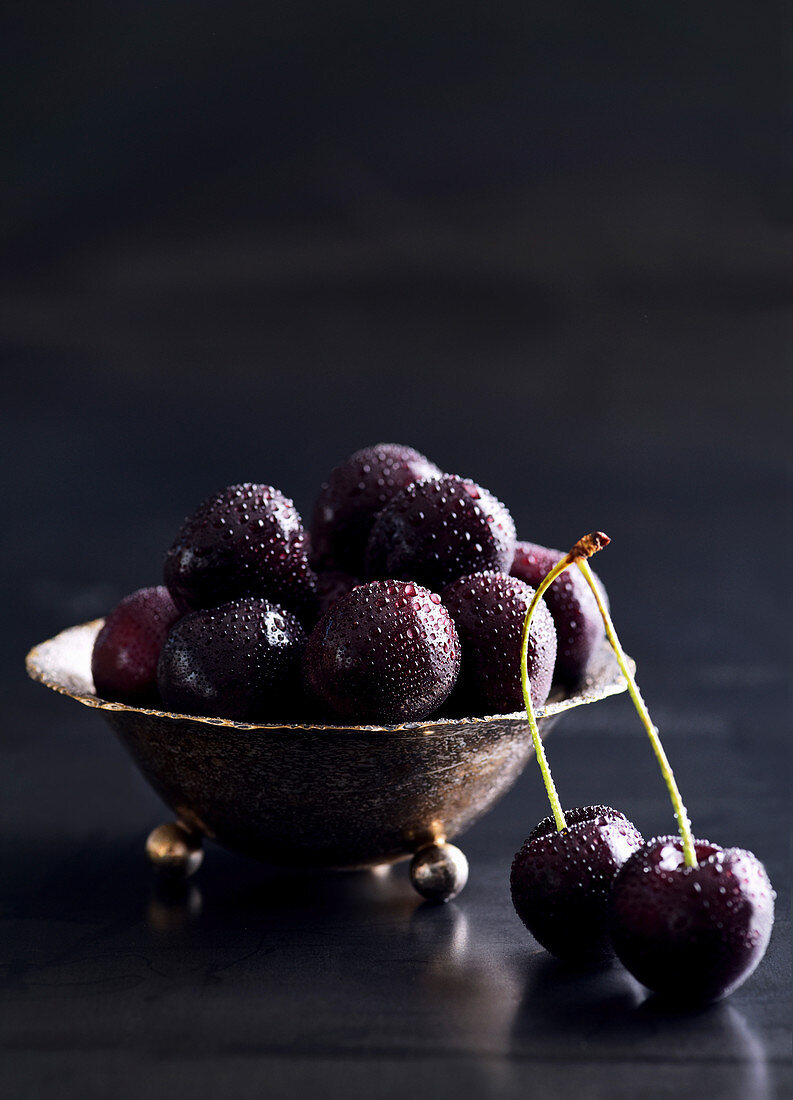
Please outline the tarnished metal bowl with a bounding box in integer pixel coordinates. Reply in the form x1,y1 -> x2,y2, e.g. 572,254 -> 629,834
26,620 -> 628,900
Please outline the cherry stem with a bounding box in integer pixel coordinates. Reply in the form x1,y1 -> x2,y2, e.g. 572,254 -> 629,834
573,557 -> 698,869
519,532 -> 611,833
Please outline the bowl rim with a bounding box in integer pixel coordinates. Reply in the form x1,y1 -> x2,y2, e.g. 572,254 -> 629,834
26,619 -> 630,736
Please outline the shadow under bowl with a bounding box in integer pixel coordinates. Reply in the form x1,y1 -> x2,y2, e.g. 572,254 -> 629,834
26,621 -> 628,871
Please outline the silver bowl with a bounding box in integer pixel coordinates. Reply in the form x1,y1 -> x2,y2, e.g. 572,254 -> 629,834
26,620 -> 628,900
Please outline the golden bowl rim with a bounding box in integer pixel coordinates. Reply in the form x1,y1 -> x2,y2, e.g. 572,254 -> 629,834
26,619 -> 630,736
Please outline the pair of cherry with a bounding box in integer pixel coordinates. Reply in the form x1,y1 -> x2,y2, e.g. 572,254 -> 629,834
510,534 -> 775,1005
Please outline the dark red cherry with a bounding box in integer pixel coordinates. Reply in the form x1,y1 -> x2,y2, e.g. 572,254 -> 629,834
441,572 -> 557,713
511,805 -> 644,964
164,483 -> 318,624
608,836 -> 775,1003
92,586 -> 180,704
512,541 -> 606,685
365,475 -> 516,591
311,443 -> 442,573
303,580 -> 461,724
157,597 -> 307,722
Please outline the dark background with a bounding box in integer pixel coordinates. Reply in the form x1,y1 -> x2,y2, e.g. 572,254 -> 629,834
1,4 -> 790,1098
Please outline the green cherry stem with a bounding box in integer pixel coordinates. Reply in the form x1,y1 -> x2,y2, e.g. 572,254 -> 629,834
574,557 -> 698,868
519,532 -> 611,833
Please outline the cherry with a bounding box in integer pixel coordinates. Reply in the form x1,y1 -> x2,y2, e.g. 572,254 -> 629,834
303,579 -> 460,723
310,443 -> 442,574
511,806 -> 644,963
164,483 -> 318,624
441,572 -> 557,713
92,586 -> 180,704
511,541 -> 605,685
609,837 -> 775,1003
365,474 -> 516,591
157,597 -> 307,722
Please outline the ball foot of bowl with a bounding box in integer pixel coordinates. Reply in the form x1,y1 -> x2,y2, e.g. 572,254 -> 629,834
146,821 -> 204,878
409,841 -> 469,903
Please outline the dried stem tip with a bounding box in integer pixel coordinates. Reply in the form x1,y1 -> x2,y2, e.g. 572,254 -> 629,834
563,531 -> 611,566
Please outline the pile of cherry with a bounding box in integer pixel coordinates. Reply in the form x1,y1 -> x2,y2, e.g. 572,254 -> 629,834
92,442 -> 595,724
91,443 -> 774,1006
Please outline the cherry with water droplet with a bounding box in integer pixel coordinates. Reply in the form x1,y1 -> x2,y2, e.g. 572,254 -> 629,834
365,474 -> 516,590
164,483 -> 318,624
157,597 -> 307,721
511,805 -> 644,963
442,571 -> 557,713
303,579 -> 460,723
608,836 -> 775,1003
311,443 -> 442,574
